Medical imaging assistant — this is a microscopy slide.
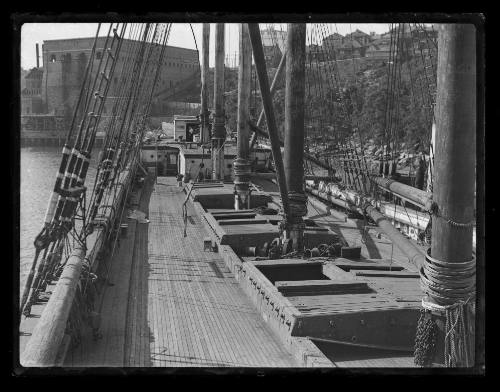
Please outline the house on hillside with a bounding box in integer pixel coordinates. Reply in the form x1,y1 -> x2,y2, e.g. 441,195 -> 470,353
344,29 -> 371,46
338,39 -> 365,59
365,42 -> 393,60
306,44 -> 325,62
322,32 -> 344,50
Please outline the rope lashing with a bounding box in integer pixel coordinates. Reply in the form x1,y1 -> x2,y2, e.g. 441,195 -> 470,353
419,249 -> 476,306
233,158 -> 251,185
287,191 -> 308,219
415,249 -> 476,367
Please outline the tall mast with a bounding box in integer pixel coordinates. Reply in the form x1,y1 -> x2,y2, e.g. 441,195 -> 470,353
211,23 -> 226,180
416,24 -> 476,367
432,23 -> 475,278
283,23 -> 307,250
200,23 -> 210,144
233,23 -> 252,209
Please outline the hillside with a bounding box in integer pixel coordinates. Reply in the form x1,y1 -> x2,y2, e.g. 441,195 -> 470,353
151,53 -> 436,156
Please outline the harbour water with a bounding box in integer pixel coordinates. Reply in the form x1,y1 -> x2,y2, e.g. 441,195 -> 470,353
20,147 -> 97,293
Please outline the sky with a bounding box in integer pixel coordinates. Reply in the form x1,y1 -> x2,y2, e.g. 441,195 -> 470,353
21,23 -> 391,70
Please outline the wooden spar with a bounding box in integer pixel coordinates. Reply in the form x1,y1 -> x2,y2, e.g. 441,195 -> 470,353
365,205 -> 425,268
234,24 -> 252,210
308,187 -> 357,213
21,159 -> 137,366
254,172 -> 339,183
304,181 -> 426,267
249,52 -> 287,150
237,24 -> 252,162
211,23 -> 225,180
371,176 -> 433,210
248,121 -> 334,172
200,23 -> 210,144
248,23 -> 290,221
431,24 -> 476,263
283,23 -> 307,249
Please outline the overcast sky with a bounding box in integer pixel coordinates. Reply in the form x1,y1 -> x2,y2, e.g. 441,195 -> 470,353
21,23 -> 391,70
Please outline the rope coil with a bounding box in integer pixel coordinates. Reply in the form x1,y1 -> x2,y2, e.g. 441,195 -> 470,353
415,249 -> 476,367
419,249 -> 475,306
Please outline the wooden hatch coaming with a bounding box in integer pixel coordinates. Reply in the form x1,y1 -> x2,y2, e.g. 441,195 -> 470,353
236,258 -> 421,351
190,185 -> 422,353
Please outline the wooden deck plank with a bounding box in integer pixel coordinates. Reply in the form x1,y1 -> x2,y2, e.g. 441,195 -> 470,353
143,177 -> 296,367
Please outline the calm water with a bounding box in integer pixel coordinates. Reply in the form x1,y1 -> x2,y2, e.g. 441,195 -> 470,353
20,147 -> 97,291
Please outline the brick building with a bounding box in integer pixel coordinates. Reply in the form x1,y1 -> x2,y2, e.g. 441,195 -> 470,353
40,36 -> 200,119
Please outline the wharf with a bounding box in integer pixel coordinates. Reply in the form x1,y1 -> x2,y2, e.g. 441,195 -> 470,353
65,176 -> 297,367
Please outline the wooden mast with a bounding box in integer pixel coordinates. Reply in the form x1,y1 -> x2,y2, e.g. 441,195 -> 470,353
200,23 -> 210,145
431,23 -> 475,276
233,24 -> 252,209
283,23 -> 307,250
212,23 -> 225,180
417,23 -> 476,367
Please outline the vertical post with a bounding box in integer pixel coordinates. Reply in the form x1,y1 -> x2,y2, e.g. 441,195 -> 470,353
234,24 -> 252,210
36,43 -> 40,68
420,24 -> 476,367
212,23 -> 226,180
200,24 -> 210,145
283,23 -> 307,250
431,24 -> 475,264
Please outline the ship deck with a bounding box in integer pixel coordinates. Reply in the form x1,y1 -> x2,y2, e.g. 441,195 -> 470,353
64,176 -> 298,367
22,174 -> 424,368
250,176 -> 421,273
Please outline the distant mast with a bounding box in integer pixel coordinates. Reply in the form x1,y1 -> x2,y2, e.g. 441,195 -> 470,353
211,23 -> 226,180
233,24 -> 252,209
200,24 -> 210,145
283,23 -> 307,250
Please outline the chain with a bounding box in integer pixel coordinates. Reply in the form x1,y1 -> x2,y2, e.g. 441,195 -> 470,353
438,214 -> 475,229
